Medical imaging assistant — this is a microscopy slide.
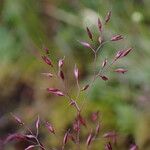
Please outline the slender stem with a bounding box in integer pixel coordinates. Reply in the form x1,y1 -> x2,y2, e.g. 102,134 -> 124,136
36,115 -> 39,137
93,52 -> 97,83
90,47 -> 96,53
76,120 -> 80,150
31,136 -> 46,150
96,41 -> 110,53
94,52 -> 97,77
76,78 -> 81,100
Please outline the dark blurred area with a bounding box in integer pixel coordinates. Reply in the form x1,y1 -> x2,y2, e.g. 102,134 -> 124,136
0,0 -> 150,149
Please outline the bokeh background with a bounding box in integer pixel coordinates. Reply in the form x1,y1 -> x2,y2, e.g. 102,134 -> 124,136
0,0 -> 150,149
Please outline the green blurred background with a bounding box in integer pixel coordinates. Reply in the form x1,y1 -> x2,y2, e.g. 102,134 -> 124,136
0,0 -> 150,149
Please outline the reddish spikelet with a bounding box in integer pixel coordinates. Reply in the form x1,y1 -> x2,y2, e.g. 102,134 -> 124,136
58,57 -> 65,68
102,58 -> 107,68
115,48 -> 133,60
100,75 -> 109,81
86,27 -> 93,41
47,88 -> 64,96
86,132 -> 93,146
130,144 -> 138,150
59,70 -> 65,80
103,131 -> 117,138
63,129 -> 70,145
105,142 -> 112,150
74,64 -> 79,80
45,121 -> 55,134
42,56 -> 53,66
115,50 -> 125,60
79,41 -> 92,49
122,48 -> 133,57
91,111 -> 99,122
114,68 -> 128,74
81,84 -> 89,91
41,73 -> 53,78
111,35 -> 123,41
105,11 -> 111,24
98,18 -> 102,32
11,113 -> 24,125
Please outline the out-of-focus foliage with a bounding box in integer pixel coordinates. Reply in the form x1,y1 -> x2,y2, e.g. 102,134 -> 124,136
0,0 -> 150,149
